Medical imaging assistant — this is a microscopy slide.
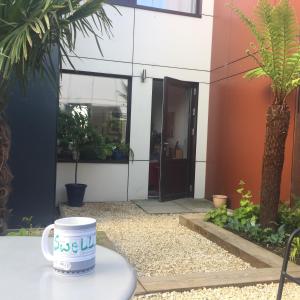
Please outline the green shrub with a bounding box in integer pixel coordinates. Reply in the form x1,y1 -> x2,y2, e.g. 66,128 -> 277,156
291,237 -> 300,262
232,181 -> 259,225
206,180 -> 288,247
204,205 -> 228,227
278,204 -> 300,234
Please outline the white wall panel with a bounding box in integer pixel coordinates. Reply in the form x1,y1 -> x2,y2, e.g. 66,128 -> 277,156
194,162 -> 206,198
70,5 -> 134,62
128,161 -> 149,200
56,163 -> 128,203
134,10 -> 213,70
133,64 -> 210,83
62,57 -> 132,76
202,0 -> 214,16
129,78 -> 153,160
196,83 -> 209,162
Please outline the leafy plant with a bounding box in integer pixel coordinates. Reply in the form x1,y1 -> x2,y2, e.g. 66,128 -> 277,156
291,237 -> 300,262
204,205 -> 228,227
228,0 -> 300,228
278,204 -> 300,234
207,180 -> 289,247
114,143 -> 134,161
263,225 -> 287,246
58,105 -> 106,183
7,216 -> 41,236
232,180 -> 259,226
0,0 -> 113,92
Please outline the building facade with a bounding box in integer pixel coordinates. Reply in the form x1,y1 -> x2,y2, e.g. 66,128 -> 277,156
56,1 -> 214,203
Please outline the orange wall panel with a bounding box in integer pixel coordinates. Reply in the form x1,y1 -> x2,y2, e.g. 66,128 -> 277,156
207,0 -> 298,208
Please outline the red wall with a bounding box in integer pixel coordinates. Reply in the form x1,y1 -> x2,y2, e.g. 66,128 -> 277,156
206,0 -> 299,208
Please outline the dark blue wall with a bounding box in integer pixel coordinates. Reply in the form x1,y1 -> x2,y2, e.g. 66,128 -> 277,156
6,59 -> 59,228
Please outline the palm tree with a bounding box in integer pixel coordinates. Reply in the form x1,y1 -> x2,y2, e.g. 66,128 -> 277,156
229,0 -> 300,227
0,0 -> 113,233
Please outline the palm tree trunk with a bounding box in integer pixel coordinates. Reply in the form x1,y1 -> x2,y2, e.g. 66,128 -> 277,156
0,114 -> 13,234
260,105 -> 290,228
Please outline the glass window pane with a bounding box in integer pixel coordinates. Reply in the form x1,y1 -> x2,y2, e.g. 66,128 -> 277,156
58,73 -> 129,161
137,0 -> 197,14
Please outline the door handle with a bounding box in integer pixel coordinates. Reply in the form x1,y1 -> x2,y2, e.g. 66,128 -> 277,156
163,142 -> 168,152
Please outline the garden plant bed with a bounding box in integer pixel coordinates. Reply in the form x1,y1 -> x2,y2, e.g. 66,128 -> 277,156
225,227 -> 298,264
180,213 -> 300,271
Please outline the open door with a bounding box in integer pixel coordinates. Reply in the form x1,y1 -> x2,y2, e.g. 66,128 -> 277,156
160,77 -> 198,201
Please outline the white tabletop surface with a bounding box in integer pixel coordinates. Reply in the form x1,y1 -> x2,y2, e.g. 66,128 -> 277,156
0,237 -> 136,300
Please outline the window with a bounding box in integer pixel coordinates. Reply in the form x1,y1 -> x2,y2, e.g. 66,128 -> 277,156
58,71 -> 131,163
137,0 -> 197,14
109,0 -> 202,17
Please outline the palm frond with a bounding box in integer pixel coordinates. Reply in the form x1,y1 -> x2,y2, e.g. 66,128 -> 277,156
0,0 -> 113,97
229,0 -> 300,105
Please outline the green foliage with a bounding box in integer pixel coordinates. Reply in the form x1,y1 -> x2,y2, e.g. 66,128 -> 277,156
115,143 -> 134,161
0,0 -> 113,96
231,180 -> 259,226
7,216 -> 42,236
228,0 -> 300,105
204,205 -> 228,227
206,180 -> 289,247
278,204 -> 300,233
291,237 -> 300,262
58,105 -> 104,160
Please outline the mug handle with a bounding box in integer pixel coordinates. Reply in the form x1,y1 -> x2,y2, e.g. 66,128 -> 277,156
41,224 -> 54,262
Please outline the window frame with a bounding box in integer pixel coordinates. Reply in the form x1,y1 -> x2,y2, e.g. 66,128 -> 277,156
108,0 -> 202,18
58,69 -> 132,164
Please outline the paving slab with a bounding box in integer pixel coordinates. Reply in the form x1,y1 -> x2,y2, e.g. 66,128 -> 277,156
133,198 -> 213,214
174,198 -> 213,212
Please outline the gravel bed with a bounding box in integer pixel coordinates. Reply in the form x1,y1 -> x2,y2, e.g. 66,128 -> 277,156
62,202 -> 253,277
133,283 -> 300,300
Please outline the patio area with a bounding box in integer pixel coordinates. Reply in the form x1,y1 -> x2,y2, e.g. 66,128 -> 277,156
62,202 -> 252,277
61,202 -> 300,299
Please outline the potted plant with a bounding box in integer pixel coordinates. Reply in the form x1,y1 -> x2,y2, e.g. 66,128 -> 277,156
212,195 -> 228,208
112,142 -> 134,161
58,105 -> 100,207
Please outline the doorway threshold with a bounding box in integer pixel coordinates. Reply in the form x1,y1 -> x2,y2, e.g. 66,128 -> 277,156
132,198 -> 213,214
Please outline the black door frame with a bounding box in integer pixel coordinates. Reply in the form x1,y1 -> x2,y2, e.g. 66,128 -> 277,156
159,77 -> 199,201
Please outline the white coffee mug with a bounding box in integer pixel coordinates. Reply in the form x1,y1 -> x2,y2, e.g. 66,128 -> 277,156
41,217 -> 96,275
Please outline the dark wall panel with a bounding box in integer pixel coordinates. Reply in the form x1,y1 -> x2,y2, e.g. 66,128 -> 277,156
6,58 -> 58,228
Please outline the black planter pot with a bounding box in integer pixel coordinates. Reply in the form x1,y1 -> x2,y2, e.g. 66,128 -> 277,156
65,184 -> 87,207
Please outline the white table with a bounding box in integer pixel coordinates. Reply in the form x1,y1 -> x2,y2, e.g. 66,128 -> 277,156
0,237 -> 136,300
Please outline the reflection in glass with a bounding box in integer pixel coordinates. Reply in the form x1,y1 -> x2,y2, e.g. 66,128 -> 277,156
137,0 -> 197,14
58,73 -> 129,161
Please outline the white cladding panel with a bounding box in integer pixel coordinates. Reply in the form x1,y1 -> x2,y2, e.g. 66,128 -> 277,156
133,64 -> 210,83
202,0 -> 214,16
56,163 -> 128,203
70,5 -> 134,62
63,57 -> 132,76
194,162 -> 206,198
196,83 -> 210,162
133,9 -> 213,70
128,161 -> 149,200
129,78 -> 153,161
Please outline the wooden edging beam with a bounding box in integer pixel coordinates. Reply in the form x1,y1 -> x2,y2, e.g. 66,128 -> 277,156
179,214 -> 298,269
135,214 -> 300,295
